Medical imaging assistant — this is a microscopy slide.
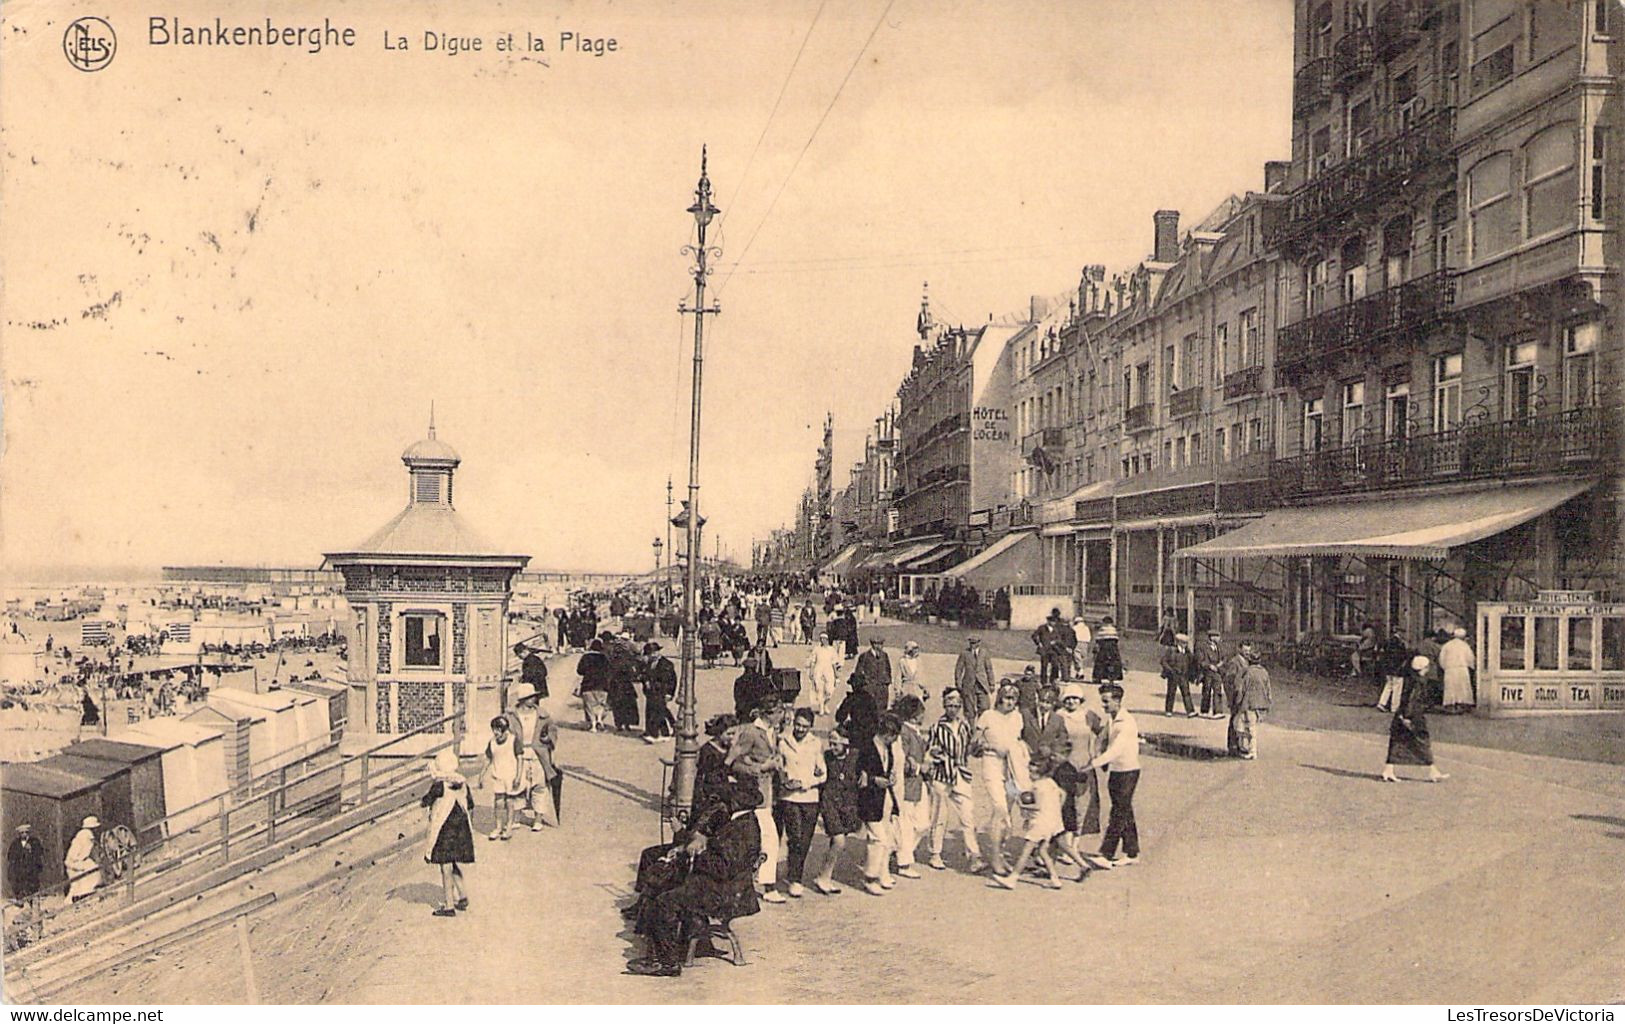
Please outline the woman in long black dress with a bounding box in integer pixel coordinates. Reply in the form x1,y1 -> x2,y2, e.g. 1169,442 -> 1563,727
423,749 -> 475,917
1382,655 -> 1449,783
1092,619 -> 1125,683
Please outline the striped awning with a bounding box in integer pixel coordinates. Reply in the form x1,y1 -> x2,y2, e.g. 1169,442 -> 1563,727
1174,480 -> 1592,561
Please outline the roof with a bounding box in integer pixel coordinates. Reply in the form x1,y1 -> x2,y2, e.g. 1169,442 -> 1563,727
1,762 -> 102,799
120,719 -> 225,749
64,739 -> 165,765
1176,480 -> 1593,561
37,753 -> 130,784
1041,479 -> 1115,525
327,503 -> 527,565
402,436 -> 460,463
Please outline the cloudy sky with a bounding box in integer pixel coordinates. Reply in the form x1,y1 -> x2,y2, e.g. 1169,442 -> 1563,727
0,0 -> 1291,576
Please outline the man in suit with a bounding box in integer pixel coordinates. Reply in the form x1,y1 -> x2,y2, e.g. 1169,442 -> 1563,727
953,636 -> 996,719
854,637 -> 894,710
724,695 -> 788,904
1031,609 -> 1067,686
1020,684 -> 1069,758
1196,631 -> 1226,720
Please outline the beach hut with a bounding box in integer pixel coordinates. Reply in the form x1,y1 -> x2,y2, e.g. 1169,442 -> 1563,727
62,738 -> 168,848
120,719 -> 228,837
1,764 -> 103,892
285,678 -> 347,740
205,689 -> 304,774
182,703 -> 259,792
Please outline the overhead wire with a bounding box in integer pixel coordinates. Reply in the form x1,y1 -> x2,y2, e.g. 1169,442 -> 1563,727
715,0 -> 900,299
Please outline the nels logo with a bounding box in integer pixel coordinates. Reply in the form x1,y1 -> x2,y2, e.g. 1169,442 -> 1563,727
64,16 -> 116,72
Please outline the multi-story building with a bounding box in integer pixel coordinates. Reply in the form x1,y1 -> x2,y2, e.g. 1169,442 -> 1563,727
1183,0 -> 1619,648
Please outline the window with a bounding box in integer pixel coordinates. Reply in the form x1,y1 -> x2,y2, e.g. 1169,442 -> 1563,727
1123,370 -> 1133,413
1525,125 -> 1578,238
1382,215 -> 1412,288
1568,617 -> 1594,671
1505,340 -> 1537,422
1348,99 -> 1374,156
1215,427 -> 1229,463
1181,333 -> 1201,389
1215,322 -> 1230,380
1592,124 -> 1608,221
1163,440 -> 1173,467
1240,308 -> 1259,367
1341,380 -> 1366,443
1434,353 -> 1463,430
1470,6 -> 1518,93
1136,362 -> 1151,406
1469,153 -> 1516,260
1307,258 -> 1329,314
1248,417 -> 1264,453
1232,421 -> 1245,456
1311,126 -> 1333,171
1304,397 -> 1325,453
1534,616 -> 1560,670
1565,322 -> 1598,408
1312,2 -> 1334,56
1341,235 -> 1367,303
1434,191 -> 1458,270
1174,436 -> 1186,468
1599,0 -> 1613,35
1122,456 -> 1131,477
1528,0 -> 1576,63
1345,0 -> 1369,30
403,612 -> 445,668
1471,43 -> 1514,92
1392,66 -> 1417,106
1385,381 -> 1411,438
1163,345 -> 1178,397
1499,615 -> 1526,670
1189,432 -> 1202,465
1604,618 -> 1625,672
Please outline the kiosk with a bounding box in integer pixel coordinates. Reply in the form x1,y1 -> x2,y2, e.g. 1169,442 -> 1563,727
1477,591 -> 1625,714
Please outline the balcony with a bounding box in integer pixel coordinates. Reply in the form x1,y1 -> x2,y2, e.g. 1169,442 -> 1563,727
1269,407 -> 1616,499
1022,426 -> 1066,458
1169,386 -> 1204,419
1276,270 -> 1456,378
1282,106 -> 1455,243
1293,58 -> 1334,116
1333,28 -> 1377,87
1223,365 -> 1266,401
1124,402 -> 1154,434
1374,0 -> 1424,59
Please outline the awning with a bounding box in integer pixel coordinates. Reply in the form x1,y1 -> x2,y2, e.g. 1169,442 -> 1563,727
819,543 -> 863,578
942,530 -> 1042,588
1174,480 -> 1593,561
898,543 -> 963,573
856,539 -> 942,571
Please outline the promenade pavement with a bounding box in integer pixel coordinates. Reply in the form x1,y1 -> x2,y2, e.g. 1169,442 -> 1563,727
317,629 -> 1625,1004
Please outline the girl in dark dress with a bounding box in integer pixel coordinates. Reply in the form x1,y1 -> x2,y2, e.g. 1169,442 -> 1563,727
812,726 -> 861,894
1382,656 -> 1449,783
423,749 -> 474,917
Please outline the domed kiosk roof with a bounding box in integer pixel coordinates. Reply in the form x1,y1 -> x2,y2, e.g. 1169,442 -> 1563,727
402,436 -> 460,464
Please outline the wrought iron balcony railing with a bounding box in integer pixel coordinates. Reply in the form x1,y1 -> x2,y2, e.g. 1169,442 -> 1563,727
1293,58 -> 1334,117
1283,105 -> 1454,243
1021,426 -> 1066,457
1223,365 -> 1266,401
1124,402 -> 1155,434
1334,28 -> 1377,86
1269,406 -> 1615,499
1276,269 -> 1456,377
1374,0 -> 1424,59
1169,386 -> 1204,419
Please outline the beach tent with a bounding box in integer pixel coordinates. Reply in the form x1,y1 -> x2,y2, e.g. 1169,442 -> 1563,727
121,719 -> 228,837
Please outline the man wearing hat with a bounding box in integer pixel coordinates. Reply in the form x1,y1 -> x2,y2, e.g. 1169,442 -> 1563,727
1161,633 -> 1198,718
515,642 -> 549,698
954,636 -> 996,719
1031,609 -> 1067,686
65,816 -> 101,902
854,636 -> 894,711
6,823 -> 45,910
641,642 -> 677,743
1197,630 -> 1227,720
724,695 -> 788,903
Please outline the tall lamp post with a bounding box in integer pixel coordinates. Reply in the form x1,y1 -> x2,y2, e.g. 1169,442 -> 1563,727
672,148 -> 720,824
652,537 -> 664,610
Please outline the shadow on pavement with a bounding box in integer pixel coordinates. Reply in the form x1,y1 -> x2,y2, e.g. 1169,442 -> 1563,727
386,881 -> 444,908
559,763 -> 664,813
1141,732 -> 1230,761
1570,813 -> 1625,839
1299,763 -> 1386,783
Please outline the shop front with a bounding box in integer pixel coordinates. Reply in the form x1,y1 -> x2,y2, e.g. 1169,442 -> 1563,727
1477,591 -> 1625,714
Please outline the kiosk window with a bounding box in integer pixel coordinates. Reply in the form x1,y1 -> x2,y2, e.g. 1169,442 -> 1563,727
1603,618 -> 1625,672
403,613 -> 444,668
1499,616 -> 1526,670
1567,617 -> 1594,671
1533,617 -> 1561,670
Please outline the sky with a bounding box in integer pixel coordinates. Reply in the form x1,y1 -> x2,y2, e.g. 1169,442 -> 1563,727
0,0 -> 1292,576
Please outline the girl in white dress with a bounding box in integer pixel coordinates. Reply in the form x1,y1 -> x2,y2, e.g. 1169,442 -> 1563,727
988,752 -> 1065,890
480,715 -> 523,840
974,682 -> 1031,874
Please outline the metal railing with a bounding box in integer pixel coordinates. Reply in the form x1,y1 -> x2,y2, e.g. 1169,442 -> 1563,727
1276,270 -> 1456,376
1021,427 -> 1065,456
1283,106 -> 1455,240
1124,402 -> 1154,434
1269,407 -> 1615,499
1333,27 -> 1377,86
1294,57 -> 1334,116
1169,386 -> 1204,419
5,711 -> 465,954
1223,365 -> 1266,401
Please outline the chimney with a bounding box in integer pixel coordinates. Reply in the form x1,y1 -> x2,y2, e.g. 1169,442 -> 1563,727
1264,160 -> 1291,193
1153,210 -> 1180,263
1030,295 -> 1052,323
